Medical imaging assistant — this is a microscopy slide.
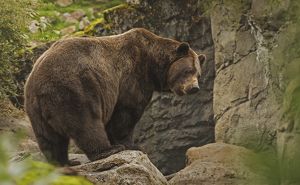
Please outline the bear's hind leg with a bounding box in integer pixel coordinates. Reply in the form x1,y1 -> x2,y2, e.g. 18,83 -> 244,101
71,119 -> 125,161
33,124 -> 70,166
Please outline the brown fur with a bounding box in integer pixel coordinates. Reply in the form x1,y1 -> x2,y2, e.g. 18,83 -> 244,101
24,28 -> 205,165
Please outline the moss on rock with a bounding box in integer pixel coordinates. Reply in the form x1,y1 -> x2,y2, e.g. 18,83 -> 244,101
82,3 -> 137,36
102,3 -> 131,15
84,18 -> 104,32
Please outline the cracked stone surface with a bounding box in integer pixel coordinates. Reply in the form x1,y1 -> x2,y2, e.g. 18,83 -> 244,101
72,150 -> 168,185
211,0 -> 286,150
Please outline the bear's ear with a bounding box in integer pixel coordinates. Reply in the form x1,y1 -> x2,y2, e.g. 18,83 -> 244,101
176,42 -> 190,56
198,54 -> 206,66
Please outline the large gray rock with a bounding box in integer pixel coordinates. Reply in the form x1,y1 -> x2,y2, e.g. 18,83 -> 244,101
169,143 -> 270,185
11,150 -> 168,185
0,100 -> 39,152
0,116 -> 39,152
60,25 -> 76,35
73,150 -> 169,185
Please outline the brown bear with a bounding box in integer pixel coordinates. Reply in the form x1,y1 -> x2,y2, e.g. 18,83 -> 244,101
24,28 -> 206,166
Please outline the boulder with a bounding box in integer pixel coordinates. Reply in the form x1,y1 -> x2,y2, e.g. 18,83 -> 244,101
0,115 -> 40,153
0,100 -> 38,153
62,13 -> 79,24
72,150 -> 169,185
79,17 -> 90,30
169,143 -> 270,185
62,10 -> 86,24
28,20 -> 39,33
18,139 -> 39,153
56,0 -> 73,7
60,25 -> 76,35
0,100 -> 34,139
11,150 -> 169,185
0,116 -> 33,137
71,9 -> 86,20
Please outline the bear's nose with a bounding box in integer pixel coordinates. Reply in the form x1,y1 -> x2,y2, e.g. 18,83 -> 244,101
187,83 -> 200,94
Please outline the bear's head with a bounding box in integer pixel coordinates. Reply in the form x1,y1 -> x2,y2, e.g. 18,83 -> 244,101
166,43 -> 206,96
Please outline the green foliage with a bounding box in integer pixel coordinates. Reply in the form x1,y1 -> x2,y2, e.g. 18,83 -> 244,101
279,2 -> 300,182
0,134 -> 92,185
16,161 -> 58,185
0,0 -> 124,102
245,151 -> 281,185
30,0 -> 124,42
0,0 -> 37,99
16,161 -> 92,185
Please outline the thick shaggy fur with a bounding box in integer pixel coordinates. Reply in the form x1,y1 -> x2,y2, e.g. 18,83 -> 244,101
24,28 -> 204,165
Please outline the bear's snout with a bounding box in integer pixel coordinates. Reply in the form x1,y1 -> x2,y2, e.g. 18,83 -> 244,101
171,76 -> 200,96
183,76 -> 200,95
186,83 -> 200,94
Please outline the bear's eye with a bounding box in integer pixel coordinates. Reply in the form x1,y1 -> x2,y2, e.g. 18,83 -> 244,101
184,69 -> 194,75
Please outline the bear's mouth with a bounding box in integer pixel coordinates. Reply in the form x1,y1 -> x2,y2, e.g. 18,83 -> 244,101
171,87 -> 186,96
171,82 -> 200,96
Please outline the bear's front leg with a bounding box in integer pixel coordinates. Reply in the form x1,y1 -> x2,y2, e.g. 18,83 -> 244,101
106,106 -> 144,151
71,117 -> 125,161
117,129 -> 142,151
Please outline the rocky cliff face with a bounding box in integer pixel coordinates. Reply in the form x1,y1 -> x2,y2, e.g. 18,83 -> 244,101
211,0 -> 287,151
210,2 -> 300,183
